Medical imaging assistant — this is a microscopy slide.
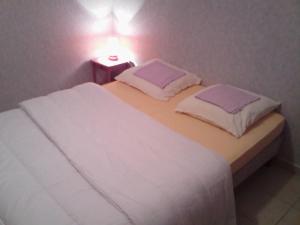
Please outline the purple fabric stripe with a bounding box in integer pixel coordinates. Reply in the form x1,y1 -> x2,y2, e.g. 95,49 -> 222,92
195,85 -> 260,114
134,61 -> 186,89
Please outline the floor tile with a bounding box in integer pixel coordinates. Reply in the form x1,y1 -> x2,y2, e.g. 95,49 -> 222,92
237,214 -> 255,225
236,191 -> 290,225
240,165 -> 300,205
263,169 -> 300,205
277,208 -> 300,225
235,165 -> 296,225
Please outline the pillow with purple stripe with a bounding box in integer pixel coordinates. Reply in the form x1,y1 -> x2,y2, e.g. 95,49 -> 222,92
115,59 -> 202,100
176,84 -> 281,137
134,61 -> 186,89
195,84 -> 260,114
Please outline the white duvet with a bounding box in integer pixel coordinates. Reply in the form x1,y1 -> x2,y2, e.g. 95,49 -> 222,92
0,82 -> 236,225
0,110 -> 131,225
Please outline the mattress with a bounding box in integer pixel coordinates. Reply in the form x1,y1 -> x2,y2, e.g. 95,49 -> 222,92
104,81 -> 285,173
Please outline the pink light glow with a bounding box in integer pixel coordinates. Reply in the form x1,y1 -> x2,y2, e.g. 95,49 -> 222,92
77,0 -> 142,63
88,18 -> 111,34
114,20 -> 134,36
106,36 -> 120,58
93,36 -> 137,64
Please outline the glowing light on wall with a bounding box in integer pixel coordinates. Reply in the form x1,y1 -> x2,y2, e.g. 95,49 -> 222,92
77,0 -> 144,63
113,0 -> 144,35
88,18 -> 111,34
77,0 -> 112,19
77,0 -> 144,35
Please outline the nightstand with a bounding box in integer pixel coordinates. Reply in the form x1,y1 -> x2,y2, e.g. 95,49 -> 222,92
91,56 -> 134,84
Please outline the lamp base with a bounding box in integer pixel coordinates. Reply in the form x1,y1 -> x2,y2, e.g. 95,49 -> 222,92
108,55 -> 119,61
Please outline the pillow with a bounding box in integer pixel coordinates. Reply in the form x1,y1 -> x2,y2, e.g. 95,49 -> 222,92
195,84 -> 260,114
115,59 -> 202,100
134,61 -> 186,88
175,84 -> 281,137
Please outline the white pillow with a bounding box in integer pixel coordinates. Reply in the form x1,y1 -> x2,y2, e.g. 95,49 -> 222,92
115,58 -> 202,100
175,84 -> 281,137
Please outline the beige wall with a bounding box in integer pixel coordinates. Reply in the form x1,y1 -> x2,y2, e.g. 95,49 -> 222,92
131,0 -> 300,167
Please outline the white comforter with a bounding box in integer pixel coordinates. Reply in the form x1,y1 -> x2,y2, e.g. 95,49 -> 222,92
0,109 -> 131,225
1,82 -> 235,225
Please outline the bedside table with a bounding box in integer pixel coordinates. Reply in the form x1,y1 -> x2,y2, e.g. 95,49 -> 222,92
91,56 -> 134,84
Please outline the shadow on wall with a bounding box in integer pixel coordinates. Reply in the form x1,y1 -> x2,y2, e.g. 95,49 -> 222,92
62,61 -> 93,90
280,123 -> 297,170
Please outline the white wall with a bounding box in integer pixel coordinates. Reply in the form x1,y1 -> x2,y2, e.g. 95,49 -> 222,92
0,0 -> 103,111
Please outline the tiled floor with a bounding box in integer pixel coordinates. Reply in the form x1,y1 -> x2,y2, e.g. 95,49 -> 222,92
235,164 -> 300,225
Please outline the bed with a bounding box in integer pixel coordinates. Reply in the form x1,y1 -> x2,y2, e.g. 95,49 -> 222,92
0,83 -> 236,225
0,79 -> 284,225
